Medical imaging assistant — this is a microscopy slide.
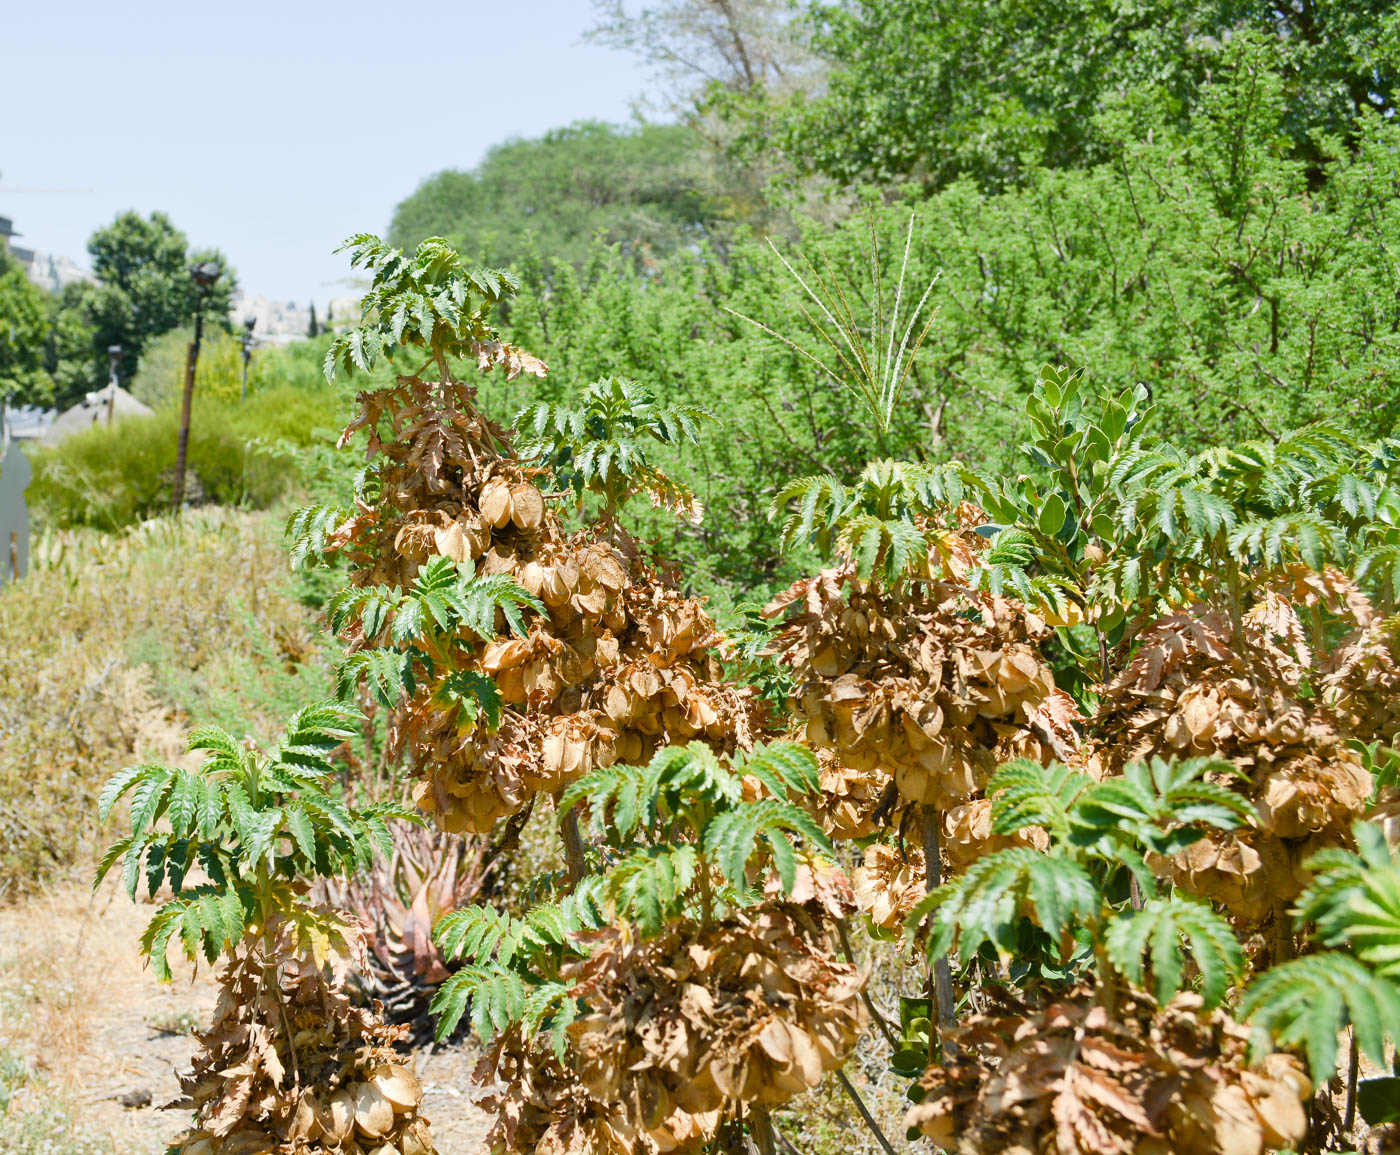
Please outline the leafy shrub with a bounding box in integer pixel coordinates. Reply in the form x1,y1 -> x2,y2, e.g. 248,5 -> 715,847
25,385 -> 341,530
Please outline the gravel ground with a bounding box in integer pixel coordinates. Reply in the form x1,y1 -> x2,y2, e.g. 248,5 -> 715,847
0,878 -> 489,1154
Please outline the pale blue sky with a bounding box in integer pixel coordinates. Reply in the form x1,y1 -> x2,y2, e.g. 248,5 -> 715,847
2,1 -> 649,305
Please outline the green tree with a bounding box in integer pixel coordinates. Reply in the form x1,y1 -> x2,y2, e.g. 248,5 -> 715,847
41,281 -> 100,409
485,51 -> 1400,611
388,120 -> 726,273
0,255 -> 52,407
720,0 -> 1400,188
84,211 -> 236,382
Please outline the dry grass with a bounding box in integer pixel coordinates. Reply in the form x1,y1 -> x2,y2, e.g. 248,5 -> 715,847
0,508 -> 331,899
0,877 -> 218,1154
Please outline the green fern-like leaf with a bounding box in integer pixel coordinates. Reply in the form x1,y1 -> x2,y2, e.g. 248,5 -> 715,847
607,845 -> 699,937
429,964 -> 528,1042
908,848 -> 1101,963
732,741 -> 821,800
1299,822 -> 1400,978
1242,953 -> 1400,1079
702,798 -> 832,894
1104,896 -> 1243,1007
987,760 -> 1093,841
1071,756 -> 1253,859
286,503 -> 348,570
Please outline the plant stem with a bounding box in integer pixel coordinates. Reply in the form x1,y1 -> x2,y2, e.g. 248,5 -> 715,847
772,1120 -> 805,1155
750,1105 -> 776,1155
834,918 -> 899,1050
1344,1026 -> 1360,1132
836,1070 -> 898,1155
922,807 -> 956,1043
560,807 -> 588,889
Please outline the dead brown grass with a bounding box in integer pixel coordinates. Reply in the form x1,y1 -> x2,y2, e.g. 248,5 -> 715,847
0,509 -> 330,900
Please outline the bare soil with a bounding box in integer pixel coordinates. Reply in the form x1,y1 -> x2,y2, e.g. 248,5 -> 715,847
0,879 -> 490,1154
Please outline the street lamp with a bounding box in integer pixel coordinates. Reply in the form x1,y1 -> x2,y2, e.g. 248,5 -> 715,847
172,260 -> 222,510
239,315 -> 257,403
105,344 -> 121,425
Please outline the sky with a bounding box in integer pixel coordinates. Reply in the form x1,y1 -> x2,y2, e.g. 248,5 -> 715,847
1,1 -> 651,307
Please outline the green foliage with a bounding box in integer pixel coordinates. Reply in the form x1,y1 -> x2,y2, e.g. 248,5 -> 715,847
724,5 -> 1397,188
130,325 -> 245,407
25,385 -> 341,531
770,458 -> 974,585
1104,898 -> 1243,1009
427,741 -> 829,1049
484,72 -> 1400,611
727,212 -> 939,434
911,756 -> 1249,1007
330,556 -> 542,730
560,740 -> 831,934
83,210 -> 236,385
389,121 -> 729,274
514,375 -> 717,522
967,365 -> 1400,680
41,282 -> 100,409
430,885 -> 604,1046
1243,822 -> 1400,1080
96,703 -> 413,981
324,235 -> 517,380
716,601 -> 794,709
0,264 -> 52,406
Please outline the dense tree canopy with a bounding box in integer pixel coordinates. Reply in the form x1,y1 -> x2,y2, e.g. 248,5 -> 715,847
717,0 -> 1400,189
83,210 -> 235,385
0,251 -> 52,407
388,120 -> 731,273
474,45 -> 1400,610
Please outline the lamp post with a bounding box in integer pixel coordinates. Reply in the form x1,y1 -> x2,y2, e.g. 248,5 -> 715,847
105,344 -> 121,425
239,315 -> 256,403
172,260 -> 222,510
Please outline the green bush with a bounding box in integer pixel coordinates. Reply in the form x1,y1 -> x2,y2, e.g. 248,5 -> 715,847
26,385 -> 342,530
129,325 -> 245,407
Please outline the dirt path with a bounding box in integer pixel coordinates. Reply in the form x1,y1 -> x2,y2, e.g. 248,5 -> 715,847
0,879 -> 490,1154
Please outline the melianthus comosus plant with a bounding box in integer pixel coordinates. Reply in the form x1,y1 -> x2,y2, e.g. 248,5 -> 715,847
97,703 -> 410,977
97,706 -> 438,1155
427,740 -> 831,1046
513,374 -> 717,527
907,755 -> 1254,1013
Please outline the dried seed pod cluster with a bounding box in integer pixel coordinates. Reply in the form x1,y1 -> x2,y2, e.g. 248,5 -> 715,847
766,565 -> 1072,822
941,797 -> 1051,872
905,988 -> 1310,1155
1323,613 -> 1400,746
807,749 -> 889,840
477,1030 -> 715,1155
475,908 -> 866,1154
327,374 -> 754,834
1096,596 -> 1373,920
170,924 -> 432,1155
851,842 -> 928,931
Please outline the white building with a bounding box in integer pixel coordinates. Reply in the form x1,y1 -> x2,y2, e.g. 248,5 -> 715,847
1,215 -> 94,290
